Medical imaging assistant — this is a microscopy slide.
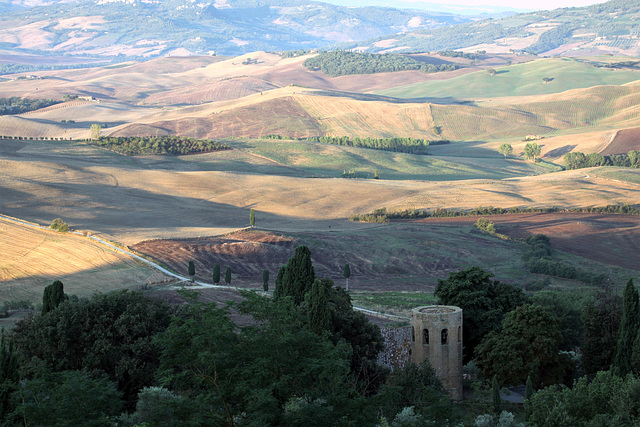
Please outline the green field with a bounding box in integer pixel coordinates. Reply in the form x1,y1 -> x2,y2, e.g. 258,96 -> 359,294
377,58 -> 640,99
198,138 -> 550,181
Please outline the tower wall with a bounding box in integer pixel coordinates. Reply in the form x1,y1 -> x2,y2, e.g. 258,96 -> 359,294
411,305 -> 463,401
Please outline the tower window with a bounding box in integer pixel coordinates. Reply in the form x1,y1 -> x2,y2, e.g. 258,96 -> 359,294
423,329 -> 429,345
458,326 -> 461,342
441,328 -> 448,345
411,326 -> 415,342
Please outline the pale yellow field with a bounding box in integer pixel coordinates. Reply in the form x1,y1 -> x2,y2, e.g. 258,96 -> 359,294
0,217 -> 170,303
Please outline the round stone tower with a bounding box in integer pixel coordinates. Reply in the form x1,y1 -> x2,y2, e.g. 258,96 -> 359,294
411,305 -> 463,401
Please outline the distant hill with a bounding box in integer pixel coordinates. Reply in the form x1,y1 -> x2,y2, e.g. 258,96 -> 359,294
346,0 -> 640,57
0,0 -> 469,58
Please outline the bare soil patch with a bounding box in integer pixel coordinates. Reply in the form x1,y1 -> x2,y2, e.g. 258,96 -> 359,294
601,127 -> 640,155
131,224 -> 529,293
415,213 -> 640,271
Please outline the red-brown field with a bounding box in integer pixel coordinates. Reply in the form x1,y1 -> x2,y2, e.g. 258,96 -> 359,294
601,127 -> 640,155
416,213 -> 640,271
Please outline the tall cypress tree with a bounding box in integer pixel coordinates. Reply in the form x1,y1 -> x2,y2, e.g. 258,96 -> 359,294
613,279 -> 639,377
282,246 -> 315,305
42,280 -> 65,314
343,263 -> 351,291
262,269 -> 269,293
188,261 -> 196,283
212,263 -> 220,285
225,267 -> 232,286
307,279 -> 330,335
274,265 -> 287,299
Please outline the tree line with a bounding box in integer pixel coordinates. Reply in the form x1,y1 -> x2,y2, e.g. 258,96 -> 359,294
0,97 -> 60,115
89,136 -> 230,156
564,150 -> 640,170
349,204 -> 640,222
303,51 -> 458,77
307,135 -> 435,154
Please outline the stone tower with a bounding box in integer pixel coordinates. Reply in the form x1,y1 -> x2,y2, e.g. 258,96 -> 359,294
411,305 -> 463,401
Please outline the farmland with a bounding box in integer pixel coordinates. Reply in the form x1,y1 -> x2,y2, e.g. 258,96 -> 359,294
1,50 -> 640,311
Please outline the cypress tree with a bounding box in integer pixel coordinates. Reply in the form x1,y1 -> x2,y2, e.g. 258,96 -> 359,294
262,269 -> 269,293
274,265 -> 287,299
613,279 -> 639,377
343,263 -> 351,291
307,279 -> 331,335
42,280 -> 65,314
212,263 -> 220,285
282,245 -> 315,305
250,208 -> 255,227
225,267 -> 232,286
525,374 -> 534,421
188,261 -> 195,282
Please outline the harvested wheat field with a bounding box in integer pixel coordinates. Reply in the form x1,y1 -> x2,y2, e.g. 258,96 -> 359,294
601,127 -> 640,155
2,140 -> 640,246
415,213 -> 640,271
0,217 -> 171,303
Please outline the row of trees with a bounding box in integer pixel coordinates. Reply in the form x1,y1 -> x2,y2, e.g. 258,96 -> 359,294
307,135 -> 433,154
89,136 -> 230,156
350,203 -> 640,222
564,150 -> 640,170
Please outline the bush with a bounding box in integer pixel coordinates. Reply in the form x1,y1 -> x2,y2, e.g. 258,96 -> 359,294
50,218 -> 69,232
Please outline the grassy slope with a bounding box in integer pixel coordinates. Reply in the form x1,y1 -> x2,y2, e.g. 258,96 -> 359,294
376,58 -> 640,99
224,138 -> 549,181
0,217 -> 168,303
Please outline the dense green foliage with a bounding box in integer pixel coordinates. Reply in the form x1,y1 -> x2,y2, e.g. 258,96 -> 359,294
13,290 -> 174,406
434,266 -> 527,362
90,136 -> 229,156
526,370 -> 640,426
437,50 -> 477,59
476,304 -> 564,388
523,234 -> 607,284
303,51 -> 458,77
275,245 -> 316,305
41,280 -> 65,314
612,279 -> 640,377
581,285 -> 622,376
0,97 -> 60,115
50,217 -> 69,232
564,150 -> 640,170
10,370 -> 123,426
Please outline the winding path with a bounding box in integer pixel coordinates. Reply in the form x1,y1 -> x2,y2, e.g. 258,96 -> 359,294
0,213 -> 409,320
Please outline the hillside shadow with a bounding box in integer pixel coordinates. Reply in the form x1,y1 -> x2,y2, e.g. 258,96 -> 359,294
306,89 -> 475,106
546,144 -> 576,158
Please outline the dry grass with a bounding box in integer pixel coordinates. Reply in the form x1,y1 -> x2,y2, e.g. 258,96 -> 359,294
0,217 -> 169,303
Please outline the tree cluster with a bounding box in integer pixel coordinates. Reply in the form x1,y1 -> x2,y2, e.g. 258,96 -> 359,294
307,135 -> 432,154
90,136 -> 230,156
437,50 -> 478,59
303,51 -> 458,77
0,97 -> 60,115
564,150 -> 640,170
523,234 -> 607,284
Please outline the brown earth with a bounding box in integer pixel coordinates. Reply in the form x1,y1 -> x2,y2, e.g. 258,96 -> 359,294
114,96 -> 324,139
601,127 -> 640,155
414,213 -> 640,271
